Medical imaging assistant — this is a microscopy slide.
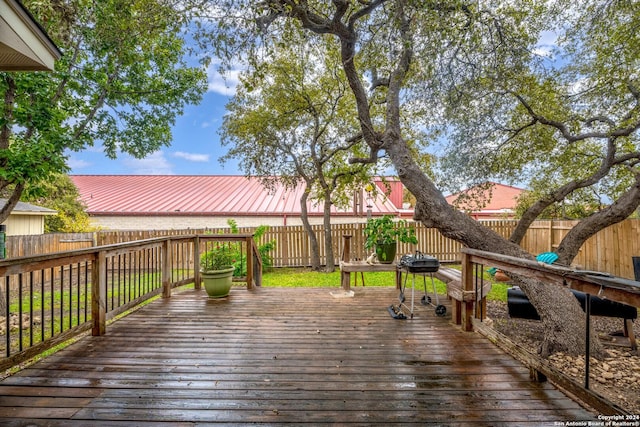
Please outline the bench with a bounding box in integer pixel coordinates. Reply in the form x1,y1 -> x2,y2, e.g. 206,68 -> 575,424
434,267 -> 492,326
339,261 -> 402,290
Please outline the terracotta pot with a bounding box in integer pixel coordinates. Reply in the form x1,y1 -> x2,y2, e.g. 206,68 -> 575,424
494,270 -> 510,282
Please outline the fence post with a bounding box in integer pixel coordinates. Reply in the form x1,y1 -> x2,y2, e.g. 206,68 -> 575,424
245,236 -> 254,290
162,239 -> 172,298
194,236 -> 201,290
460,251 -> 474,332
91,250 -> 107,336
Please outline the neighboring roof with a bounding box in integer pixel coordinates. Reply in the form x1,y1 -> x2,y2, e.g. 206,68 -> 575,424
70,175 -> 403,217
0,198 -> 57,215
445,182 -> 526,215
0,0 -> 62,71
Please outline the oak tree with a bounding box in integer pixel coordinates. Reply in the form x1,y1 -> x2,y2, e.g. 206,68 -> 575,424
220,31 -> 380,271
200,0 -> 639,357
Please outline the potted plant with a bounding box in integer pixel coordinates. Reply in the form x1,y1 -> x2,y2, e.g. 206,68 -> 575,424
363,215 -> 418,263
200,243 -> 237,298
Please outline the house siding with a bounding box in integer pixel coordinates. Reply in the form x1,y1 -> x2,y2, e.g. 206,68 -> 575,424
89,214 -> 377,230
2,214 -> 45,236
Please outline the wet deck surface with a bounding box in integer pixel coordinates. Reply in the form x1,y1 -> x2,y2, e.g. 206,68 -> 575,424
0,286 -> 595,425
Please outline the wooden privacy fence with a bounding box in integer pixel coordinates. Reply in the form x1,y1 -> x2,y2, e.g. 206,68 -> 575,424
520,220 -> 640,280
4,219 -> 640,279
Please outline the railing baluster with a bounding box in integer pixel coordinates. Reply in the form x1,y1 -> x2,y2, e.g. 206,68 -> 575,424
117,254 -> 121,309
76,262 -> 81,327
146,248 -> 150,293
92,251 -> 107,336
29,271 -> 33,347
18,273 -> 23,352
194,236 -> 201,290
40,269 -> 44,343
137,250 -> 141,299
127,253 -> 131,304
5,276 -> 10,357
162,239 -> 171,299
84,262 -> 88,322
50,267 -> 54,339
68,263 -> 73,330
59,266 -> 64,334
0,235 -> 258,369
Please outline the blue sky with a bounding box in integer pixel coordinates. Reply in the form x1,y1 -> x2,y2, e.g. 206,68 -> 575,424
67,65 -> 243,176
66,31 -> 559,177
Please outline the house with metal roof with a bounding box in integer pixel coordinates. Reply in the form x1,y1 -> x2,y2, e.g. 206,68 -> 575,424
445,182 -> 526,219
0,199 -> 56,235
70,175 -> 410,230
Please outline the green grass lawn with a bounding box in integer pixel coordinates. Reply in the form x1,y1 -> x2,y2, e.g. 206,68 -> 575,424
261,267 -> 509,302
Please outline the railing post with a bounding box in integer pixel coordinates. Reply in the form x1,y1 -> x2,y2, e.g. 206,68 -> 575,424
91,250 -> 107,336
246,236 -> 253,290
460,251 -> 474,332
474,263 -> 486,321
162,238 -> 172,298
342,235 -> 352,262
194,235 -> 201,290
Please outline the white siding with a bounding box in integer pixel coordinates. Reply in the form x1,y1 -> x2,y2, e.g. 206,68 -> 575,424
89,215 -> 372,230
1,214 -> 45,235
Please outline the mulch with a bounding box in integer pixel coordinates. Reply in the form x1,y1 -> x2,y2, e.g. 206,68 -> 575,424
487,300 -> 640,413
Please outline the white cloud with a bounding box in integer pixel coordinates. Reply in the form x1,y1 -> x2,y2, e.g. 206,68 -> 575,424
206,59 -> 243,96
533,30 -> 559,58
173,151 -> 210,162
124,151 -> 174,175
67,157 -> 92,170
201,117 -> 220,128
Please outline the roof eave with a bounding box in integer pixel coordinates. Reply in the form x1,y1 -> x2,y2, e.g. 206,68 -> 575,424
87,211 -> 402,217
11,210 -> 57,216
0,0 -> 62,71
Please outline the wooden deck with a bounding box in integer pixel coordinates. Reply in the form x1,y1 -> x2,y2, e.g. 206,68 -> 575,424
0,286 -> 595,425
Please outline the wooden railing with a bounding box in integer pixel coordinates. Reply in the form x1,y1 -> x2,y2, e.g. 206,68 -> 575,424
460,248 -> 639,415
0,234 -> 261,370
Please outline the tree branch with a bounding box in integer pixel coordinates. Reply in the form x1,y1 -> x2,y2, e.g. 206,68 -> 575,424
370,68 -> 389,91
0,182 -> 25,225
510,137 -> 621,244
511,90 -> 640,142
383,0 -> 412,143
72,71 -> 119,141
555,171 -> 640,264
349,146 -> 380,164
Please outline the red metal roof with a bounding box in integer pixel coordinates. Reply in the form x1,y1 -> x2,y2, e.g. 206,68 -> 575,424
70,175 -> 404,217
445,182 -> 526,217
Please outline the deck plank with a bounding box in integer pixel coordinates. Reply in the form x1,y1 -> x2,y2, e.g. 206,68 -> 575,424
0,286 -> 595,425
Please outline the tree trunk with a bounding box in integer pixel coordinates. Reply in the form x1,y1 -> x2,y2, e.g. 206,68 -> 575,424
299,189 -> 321,270
386,136 -> 604,357
0,182 -> 25,225
323,198 -> 336,272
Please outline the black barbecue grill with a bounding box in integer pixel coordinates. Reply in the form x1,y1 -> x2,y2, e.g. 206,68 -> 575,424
390,252 -> 446,319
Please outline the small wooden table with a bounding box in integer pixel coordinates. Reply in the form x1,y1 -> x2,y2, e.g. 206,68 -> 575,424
340,261 -> 401,290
